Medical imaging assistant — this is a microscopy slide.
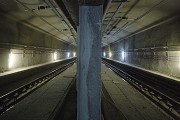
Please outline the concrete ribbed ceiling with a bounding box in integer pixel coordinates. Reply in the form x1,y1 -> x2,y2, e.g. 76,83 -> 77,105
0,0 -> 77,46
102,0 -> 180,46
0,0 -> 180,47
55,0 -> 180,46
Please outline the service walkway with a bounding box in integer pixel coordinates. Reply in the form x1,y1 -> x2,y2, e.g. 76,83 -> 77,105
101,64 -> 170,120
0,64 -> 76,120
0,63 -> 171,120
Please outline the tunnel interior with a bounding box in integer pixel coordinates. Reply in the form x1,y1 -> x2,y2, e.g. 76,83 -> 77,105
0,0 -> 180,79
0,0 -> 180,120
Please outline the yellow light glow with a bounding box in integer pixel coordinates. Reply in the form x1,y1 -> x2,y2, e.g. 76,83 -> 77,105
8,52 -> 15,68
109,52 -> 112,57
54,52 -> 57,60
73,52 -> 76,57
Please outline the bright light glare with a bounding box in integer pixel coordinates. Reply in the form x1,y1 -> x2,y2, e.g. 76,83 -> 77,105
8,52 -> 15,68
73,52 -> 76,57
109,52 -> 112,57
67,52 -> 70,58
122,51 -> 125,60
54,52 -> 57,60
103,52 -> 106,57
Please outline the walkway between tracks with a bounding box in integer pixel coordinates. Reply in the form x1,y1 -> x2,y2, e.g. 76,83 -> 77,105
101,64 -> 171,120
0,64 -> 76,120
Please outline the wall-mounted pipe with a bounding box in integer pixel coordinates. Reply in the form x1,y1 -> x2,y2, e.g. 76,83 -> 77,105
0,43 -> 69,51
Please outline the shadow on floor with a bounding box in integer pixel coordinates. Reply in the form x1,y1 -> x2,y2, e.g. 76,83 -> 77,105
53,82 -> 127,120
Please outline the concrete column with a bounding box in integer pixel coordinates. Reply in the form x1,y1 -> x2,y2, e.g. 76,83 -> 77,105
77,5 -> 103,120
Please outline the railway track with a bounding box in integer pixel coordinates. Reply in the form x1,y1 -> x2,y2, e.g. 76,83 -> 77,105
0,59 -> 75,115
102,58 -> 180,120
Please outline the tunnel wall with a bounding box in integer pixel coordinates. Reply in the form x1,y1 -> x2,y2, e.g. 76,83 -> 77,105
102,16 -> 180,79
0,13 -> 76,73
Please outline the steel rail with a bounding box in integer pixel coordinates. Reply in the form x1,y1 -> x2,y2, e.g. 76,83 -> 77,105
0,60 -> 75,115
102,58 -> 180,120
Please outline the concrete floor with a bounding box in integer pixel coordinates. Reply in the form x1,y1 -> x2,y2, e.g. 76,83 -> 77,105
101,64 -> 171,120
0,63 -> 172,120
0,64 -> 76,120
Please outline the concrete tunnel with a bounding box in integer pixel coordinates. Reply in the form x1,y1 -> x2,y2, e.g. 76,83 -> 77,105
0,0 -> 180,120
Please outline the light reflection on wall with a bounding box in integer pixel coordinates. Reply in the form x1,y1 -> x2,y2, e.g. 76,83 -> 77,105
1,48 -> 76,72
53,52 -> 57,61
103,52 -> 106,57
122,51 -> 125,61
73,52 -> 76,57
8,51 -> 15,69
67,52 -> 70,58
109,52 -> 112,58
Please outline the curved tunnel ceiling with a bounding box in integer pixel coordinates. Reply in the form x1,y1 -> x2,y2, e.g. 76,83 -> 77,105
0,0 -> 77,46
59,0 -> 180,46
0,0 -> 180,47
102,0 -> 180,46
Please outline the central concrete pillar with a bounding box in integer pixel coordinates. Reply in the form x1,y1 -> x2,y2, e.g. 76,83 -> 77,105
77,5 -> 103,120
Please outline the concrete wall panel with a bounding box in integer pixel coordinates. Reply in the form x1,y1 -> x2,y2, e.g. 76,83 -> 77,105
0,13 -> 76,73
103,16 -> 180,79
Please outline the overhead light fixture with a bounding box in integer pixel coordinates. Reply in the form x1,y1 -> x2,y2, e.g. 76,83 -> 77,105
31,5 -> 51,11
38,5 -> 51,10
63,29 -> 68,31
